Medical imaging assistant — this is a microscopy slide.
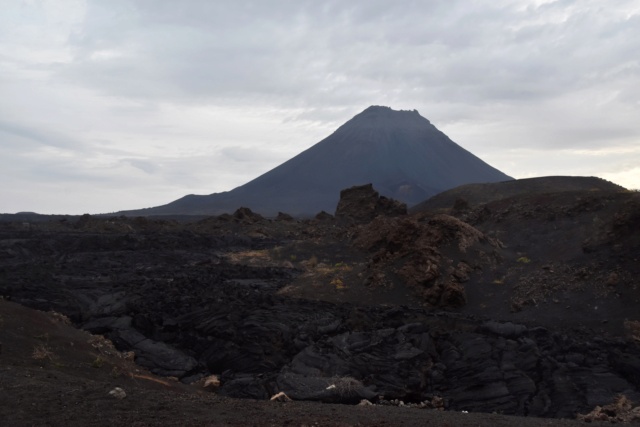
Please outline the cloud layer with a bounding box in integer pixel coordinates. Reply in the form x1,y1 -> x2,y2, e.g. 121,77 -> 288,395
1,0 -> 639,213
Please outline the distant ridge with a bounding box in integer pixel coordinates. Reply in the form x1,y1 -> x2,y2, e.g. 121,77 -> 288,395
410,176 -> 627,213
119,106 -> 513,217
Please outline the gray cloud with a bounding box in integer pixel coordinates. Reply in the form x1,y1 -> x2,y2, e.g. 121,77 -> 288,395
0,120 -> 86,152
1,0 -> 639,213
124,159 -> 158,174
59,1 -> 640,112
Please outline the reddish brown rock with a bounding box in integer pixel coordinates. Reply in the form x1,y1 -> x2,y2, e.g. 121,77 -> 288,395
354,213 -> 500,309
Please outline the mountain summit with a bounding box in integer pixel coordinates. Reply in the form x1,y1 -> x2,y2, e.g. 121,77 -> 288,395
124,106 -> 513,216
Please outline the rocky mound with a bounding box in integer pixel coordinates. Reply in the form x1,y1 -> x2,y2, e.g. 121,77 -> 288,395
335,183 -> 407,223
578,395 -> 640,423
354,213 -> 502,308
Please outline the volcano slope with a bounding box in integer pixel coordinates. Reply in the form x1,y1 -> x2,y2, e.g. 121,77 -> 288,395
121,105 -> 512,217
1,183 -> 640,424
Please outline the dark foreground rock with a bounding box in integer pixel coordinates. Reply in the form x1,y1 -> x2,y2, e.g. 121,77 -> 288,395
4,300 -> 619,427
335,183 -> 407,223
1,217 -> 640,420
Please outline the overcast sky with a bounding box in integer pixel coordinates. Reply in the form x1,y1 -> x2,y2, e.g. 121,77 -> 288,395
1,0 -> 639,214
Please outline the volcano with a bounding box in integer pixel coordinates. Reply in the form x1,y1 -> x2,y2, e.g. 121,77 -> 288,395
123,106 -> 513,216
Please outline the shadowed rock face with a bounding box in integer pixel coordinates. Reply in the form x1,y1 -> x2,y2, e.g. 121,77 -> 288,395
119,106 -> 512,217
335,183 -> 407,223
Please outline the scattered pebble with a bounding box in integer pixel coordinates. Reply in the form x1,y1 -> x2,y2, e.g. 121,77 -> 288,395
270,391 -> 292,402
203,375 -> 220,391
108,387 -> 126,399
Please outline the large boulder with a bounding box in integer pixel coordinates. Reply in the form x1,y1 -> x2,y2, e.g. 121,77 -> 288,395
232,207 -> 264,223
111,329 -> 198,378
335,184 -> 406,223
275,373 -> 377,403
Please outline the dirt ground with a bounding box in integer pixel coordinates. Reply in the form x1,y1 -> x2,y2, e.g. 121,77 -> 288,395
0,299 -> 616,427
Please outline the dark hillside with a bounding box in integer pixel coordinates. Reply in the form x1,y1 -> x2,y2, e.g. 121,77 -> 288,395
411,175 -> 625,213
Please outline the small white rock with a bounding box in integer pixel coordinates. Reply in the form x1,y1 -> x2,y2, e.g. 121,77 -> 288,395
203,375 -> 221,391
270,391 -> 292,402
109,387 -> 126,400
